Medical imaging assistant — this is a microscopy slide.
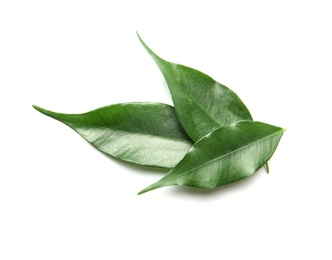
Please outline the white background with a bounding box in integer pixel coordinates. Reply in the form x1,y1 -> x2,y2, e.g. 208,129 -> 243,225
1,0 -> 331,259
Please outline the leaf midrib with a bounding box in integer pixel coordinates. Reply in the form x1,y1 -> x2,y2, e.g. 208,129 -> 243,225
162,128 -> 283,183
61,117 -> 192,145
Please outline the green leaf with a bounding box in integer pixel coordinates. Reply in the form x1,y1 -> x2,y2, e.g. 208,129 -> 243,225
137,33 -> 253,141
33,102 -> 193,168
138,121 -> 284,194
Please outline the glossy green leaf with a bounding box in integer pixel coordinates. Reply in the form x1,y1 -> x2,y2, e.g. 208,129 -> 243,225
33,102 -> 193,168
138,121 -> 284,194
137,33 -> 253,141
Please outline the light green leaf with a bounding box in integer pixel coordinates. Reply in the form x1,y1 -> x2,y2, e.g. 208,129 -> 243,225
138,121 -> 284,194
33,102 -> 193,168
137,33 -> 253,141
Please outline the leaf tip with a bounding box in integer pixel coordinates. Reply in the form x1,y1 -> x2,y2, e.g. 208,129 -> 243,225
137,189 -> 147,196
137,181 -> 168,195
136,31 -> 146,48
137,185 -> 155,195
32,105 -> 63,122
32,104 -> 46,114
136,32 -> 164,65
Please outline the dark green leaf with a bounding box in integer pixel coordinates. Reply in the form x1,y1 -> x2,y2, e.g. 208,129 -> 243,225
138,121 -> 284,194
33,102 -> 193,168
137,33 -> 253,141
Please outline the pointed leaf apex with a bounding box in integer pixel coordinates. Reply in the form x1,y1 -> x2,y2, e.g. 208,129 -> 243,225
32,104 -> 42,111
136,32 -> 166,66
32,105 -> 67,123
137,184 -> 158,195
137,180 -> 170,195
32,104 -> 50,115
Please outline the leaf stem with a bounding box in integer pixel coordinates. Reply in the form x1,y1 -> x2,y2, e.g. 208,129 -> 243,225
265,162 -> 270,174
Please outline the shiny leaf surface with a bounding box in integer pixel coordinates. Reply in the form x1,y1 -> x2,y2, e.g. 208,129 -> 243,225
138,33 -> 253,141
138,121 -> 284,194
33,103 -> 193,168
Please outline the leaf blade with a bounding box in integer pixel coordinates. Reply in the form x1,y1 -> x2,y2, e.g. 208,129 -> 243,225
137,33 -> 253,141
33,102 -> 193,168
138,121 -> 284,194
